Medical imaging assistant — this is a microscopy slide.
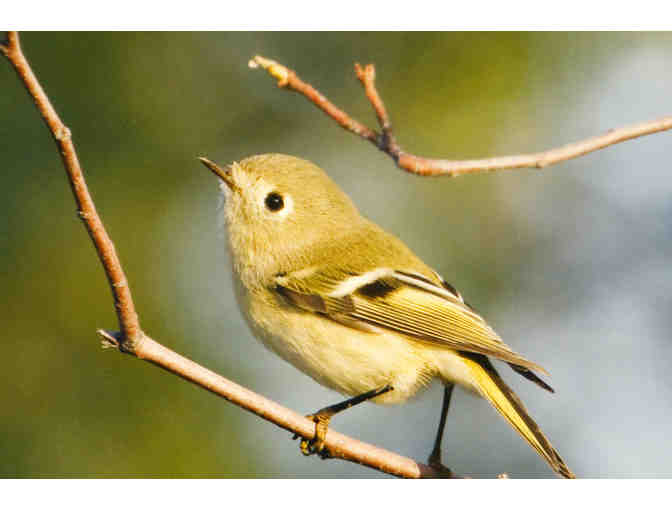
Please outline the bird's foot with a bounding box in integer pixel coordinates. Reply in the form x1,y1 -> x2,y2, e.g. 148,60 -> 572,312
292,413 -> 333,459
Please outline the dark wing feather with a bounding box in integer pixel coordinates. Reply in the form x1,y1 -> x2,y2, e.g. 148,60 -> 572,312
433,273 -> 554,392
275,267 -> 547,374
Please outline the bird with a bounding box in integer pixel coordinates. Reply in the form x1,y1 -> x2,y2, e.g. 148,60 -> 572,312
200,153 -> 574,479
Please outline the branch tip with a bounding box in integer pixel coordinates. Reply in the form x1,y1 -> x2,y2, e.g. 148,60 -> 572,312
354,62 -> 375,83
98,329 -> 121,349
249,55 -> 290,87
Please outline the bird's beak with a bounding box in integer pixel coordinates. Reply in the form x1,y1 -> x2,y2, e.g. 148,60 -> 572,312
199,157 -> 239,193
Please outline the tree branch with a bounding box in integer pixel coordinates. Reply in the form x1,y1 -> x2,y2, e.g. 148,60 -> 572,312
2,30 -> 141,347
249,55 -> 672,177
2,31 -> 448,479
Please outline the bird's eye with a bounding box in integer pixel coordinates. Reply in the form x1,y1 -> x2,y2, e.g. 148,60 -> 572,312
265,192 -> 284,212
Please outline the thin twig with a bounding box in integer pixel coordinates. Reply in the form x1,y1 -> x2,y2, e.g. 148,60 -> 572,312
354,62 -> 399,157
2,31 -> 448,479
248,55 -> 379,144
2,31 -> 141,348
249,55 -> 672,177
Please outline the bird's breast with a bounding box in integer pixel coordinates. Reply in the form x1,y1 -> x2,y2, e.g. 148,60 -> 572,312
232,279 -> 439,404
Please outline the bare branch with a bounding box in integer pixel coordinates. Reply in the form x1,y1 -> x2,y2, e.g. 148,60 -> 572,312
249,56 -> 379,144
249,55 -> 672,177
354,62 -> 399,156
2,31 -> 141,347
2,31 -> 450,479
98,329 -> 446,478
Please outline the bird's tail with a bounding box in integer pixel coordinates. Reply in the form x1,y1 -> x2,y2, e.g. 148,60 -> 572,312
462,355 -> 575,479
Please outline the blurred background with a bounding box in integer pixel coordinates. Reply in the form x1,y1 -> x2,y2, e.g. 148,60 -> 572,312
1,32 -> 671,478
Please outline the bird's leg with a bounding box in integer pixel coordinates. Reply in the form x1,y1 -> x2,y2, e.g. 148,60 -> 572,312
295,384 -> 393,458
427,383 -> 455,477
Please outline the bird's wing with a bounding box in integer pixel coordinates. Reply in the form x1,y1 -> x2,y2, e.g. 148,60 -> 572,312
274,266 -> 547,374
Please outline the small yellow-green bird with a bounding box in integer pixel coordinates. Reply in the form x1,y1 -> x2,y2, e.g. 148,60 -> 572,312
200,153 -> 574,479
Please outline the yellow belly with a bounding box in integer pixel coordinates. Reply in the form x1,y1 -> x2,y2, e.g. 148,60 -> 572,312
238,285 -> 479,404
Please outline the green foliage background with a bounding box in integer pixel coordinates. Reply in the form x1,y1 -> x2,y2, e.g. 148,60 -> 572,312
1,32 -> 671,477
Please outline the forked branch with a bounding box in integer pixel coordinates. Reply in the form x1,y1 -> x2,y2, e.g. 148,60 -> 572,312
2,31 -> 447,479
249,55 -> 672,177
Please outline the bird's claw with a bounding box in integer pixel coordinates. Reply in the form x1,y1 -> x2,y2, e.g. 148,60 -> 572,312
299,437 -> 332,459
292,413 -> 333,459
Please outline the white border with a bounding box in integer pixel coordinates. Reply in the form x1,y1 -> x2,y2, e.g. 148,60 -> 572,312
4,1 -> 672,30
0,479 -> 668,510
